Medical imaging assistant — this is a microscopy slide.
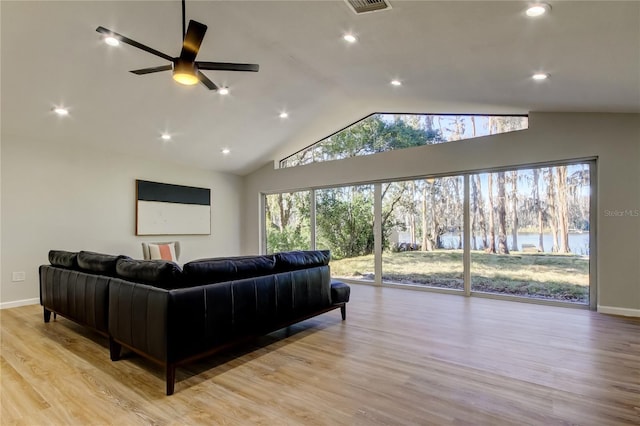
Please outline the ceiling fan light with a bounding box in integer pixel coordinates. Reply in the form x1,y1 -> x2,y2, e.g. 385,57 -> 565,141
172,61 -> 199,86
173,73 -> 199,85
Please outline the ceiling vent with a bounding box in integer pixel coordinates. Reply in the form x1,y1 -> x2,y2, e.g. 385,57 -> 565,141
345,0 -> 392,14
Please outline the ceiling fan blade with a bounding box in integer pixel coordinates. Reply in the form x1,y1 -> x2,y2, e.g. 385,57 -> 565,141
180,20 -> 208,63
197,71 -> 218,91
96,26 -> 174,62
196,62 -> 260,72
130,65 -> 173,75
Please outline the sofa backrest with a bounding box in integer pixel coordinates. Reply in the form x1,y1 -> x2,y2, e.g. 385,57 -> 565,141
48,250 -> 183,289
182,255 -> 277,285
46,249 -> 331,289
77,251 -> 130,277
182,250 -> 331,285
49,250 -> 78,269
116,258 -> 183,289
274,250 -> 330,272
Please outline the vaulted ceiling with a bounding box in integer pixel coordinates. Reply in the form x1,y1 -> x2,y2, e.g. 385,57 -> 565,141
2,1 -> 638,175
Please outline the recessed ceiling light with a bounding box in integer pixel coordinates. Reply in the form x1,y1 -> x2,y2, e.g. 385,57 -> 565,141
390,79 -> 402,86
532,73 -> 549,81
343,33 -> 357,43
279,112 -> 289,119
221,148 -> 231,155
161,133 -> 171,141
52,107 -> 69,116
218,87 -> 229,95
526,3 -> 551,17
104,36 -> 120,46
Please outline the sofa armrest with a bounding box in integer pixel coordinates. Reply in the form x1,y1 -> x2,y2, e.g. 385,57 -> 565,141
331,280 -> 350,304
108,279 -> 169,362
39,265 -> 111,333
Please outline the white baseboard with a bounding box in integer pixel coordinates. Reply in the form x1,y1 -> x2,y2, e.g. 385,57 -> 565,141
0,298 -> 39,310
597,305 -> 640,317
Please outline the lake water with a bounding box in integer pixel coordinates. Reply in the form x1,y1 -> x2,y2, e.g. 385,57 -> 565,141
441,232 -> 590,255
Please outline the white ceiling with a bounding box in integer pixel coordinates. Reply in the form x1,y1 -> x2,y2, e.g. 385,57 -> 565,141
2,1 -> 639,175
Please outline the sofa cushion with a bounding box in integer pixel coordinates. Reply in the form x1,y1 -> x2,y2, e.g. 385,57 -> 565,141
77,251 -> 128,276
183,255 -> 276,285
275,250 -> 331,272
48,250 -> 78,269
116,258 -> 183,289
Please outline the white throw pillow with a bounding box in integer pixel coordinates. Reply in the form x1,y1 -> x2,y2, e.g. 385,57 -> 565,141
148,243 -> 177,262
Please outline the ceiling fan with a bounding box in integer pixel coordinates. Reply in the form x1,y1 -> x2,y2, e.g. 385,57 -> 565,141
96,0 -> 259,90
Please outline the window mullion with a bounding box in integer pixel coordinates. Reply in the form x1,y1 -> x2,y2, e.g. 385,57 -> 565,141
463,175 -> 471,296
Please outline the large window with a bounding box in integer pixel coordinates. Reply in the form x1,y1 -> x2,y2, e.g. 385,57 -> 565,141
267,113 -> 594,307
280,114 -> 528,168
262,162 -> 593,307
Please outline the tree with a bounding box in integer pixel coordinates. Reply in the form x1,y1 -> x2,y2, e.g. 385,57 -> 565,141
471,176 -> 479,250
556,166 -> 570,253
567,166 -> 590,232
497,171 -> 510,254
476,175 -> 488,250
452,176 -> 463,249
316,187 -> 374,259
381,182 -> 409,250
486,173 -> 496,253
265,191 -> 311,254
546,168 -> 559,252
510,170 -> 519,251
532,168 -> 544,252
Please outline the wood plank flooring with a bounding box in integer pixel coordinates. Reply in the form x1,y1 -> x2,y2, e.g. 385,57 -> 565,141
2,284 -> 639,425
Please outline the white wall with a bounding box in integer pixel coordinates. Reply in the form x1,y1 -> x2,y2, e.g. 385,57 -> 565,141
1,137 -> 242,307
242,112 -> 640,314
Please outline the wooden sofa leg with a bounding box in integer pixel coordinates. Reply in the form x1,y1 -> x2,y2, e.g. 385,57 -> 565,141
43,308 -> 52,323
166,364 -> 176,396
109,338 -> 122,361
340,304 -> 346,321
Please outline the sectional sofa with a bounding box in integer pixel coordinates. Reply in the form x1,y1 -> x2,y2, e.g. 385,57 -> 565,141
39,250 -> 350,395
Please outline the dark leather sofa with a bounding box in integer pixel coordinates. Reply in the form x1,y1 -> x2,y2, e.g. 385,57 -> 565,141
40,250 -> 350,395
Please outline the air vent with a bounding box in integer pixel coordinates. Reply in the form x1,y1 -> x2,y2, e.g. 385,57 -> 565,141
345,0 -> 391,14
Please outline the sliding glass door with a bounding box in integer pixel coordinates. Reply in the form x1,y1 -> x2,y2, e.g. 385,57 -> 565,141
381,177 -> 464,291
316,185 -> 375,283
470,164 -> 590,304
263,161 -> 593,307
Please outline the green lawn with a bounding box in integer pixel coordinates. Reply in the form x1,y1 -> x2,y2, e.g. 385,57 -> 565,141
330,250 -> 589,303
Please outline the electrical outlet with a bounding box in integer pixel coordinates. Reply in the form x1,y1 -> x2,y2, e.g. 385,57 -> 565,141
12,272 -> 25,282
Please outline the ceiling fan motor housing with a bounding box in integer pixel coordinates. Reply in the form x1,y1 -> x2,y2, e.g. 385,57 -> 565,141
172,59 -> 199,85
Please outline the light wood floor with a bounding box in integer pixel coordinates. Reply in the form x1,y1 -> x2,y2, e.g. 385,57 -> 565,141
1,284 -> 639,425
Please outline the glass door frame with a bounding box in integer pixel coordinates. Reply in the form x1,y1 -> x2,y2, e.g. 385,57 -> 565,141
261,158 -> 597,310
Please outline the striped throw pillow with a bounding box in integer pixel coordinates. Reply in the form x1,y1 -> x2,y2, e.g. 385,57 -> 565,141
148,243 -> 177,262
